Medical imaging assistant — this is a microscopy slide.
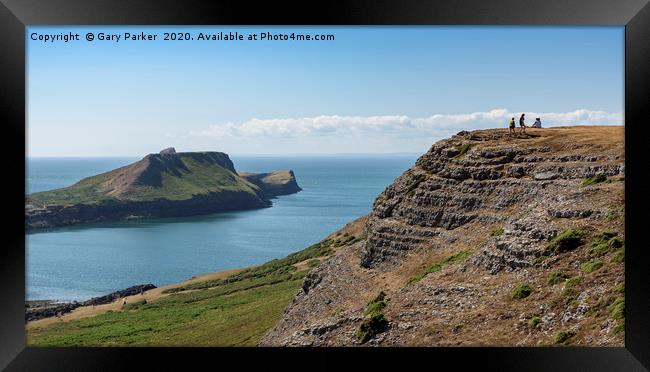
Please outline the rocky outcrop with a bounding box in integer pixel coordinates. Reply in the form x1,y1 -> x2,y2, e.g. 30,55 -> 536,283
239,170 -> 302,197
262,126 -> 625,347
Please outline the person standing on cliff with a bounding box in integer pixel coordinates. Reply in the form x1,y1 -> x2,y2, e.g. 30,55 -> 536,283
508,117 -> 516,136
519,113 -> 527,134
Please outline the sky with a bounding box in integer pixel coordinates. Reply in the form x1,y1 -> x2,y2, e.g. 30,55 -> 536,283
27,26 -> 624,157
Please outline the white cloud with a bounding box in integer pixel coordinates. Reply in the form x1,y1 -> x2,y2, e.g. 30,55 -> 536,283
190,109 -> 623,140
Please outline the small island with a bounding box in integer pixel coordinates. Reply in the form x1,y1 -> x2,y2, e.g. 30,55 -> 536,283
25,148 -> 301,231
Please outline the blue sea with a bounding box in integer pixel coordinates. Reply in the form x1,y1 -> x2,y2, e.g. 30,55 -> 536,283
26,155 -> 417,301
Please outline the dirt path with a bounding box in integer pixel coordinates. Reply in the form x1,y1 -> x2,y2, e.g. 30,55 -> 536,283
26,266 -> 250,329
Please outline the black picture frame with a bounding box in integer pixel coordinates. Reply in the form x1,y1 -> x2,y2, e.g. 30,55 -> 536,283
2,0 -> 649,370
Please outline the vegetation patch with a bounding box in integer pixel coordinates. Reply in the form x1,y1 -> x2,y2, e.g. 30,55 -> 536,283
609,297 -> 625,320
490,227 -> 504,237
582,173 -> 610,187
546,229 -> 585,254
587,232 -> 623,258
547,271 -> 570,285
122,299 -> 147,311
581,259 -> 603,273
307,259 -> 320,268
614,282 -> 625,294
560,276 -> 582,303
534,255 -> 549,265
554,330 -> 575,344
454,143 -> 475,159
512,283 -> 532,299
611,322 -> 625,335
357,291 -> 389,344
612,249 -> 625,263
407,250 -> 471,285
528,316 -> 541,328
165,238 -> 338,294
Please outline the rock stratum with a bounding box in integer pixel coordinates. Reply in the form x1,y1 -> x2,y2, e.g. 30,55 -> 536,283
261,126 -> 625,346
25,149 -> 301,230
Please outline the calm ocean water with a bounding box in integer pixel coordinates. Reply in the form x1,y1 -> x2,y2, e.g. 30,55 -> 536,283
26,155 -> 417,301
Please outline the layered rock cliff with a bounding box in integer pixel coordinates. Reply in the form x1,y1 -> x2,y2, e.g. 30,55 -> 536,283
260,126 -> 625,346
26,149 -> 301,230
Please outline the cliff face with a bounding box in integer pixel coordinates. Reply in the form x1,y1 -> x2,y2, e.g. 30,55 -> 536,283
260,126 -> 625,346
26,150 -> 301,230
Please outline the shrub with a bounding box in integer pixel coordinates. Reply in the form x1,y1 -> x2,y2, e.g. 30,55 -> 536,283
547,271 -> 569,285
364,292 -> 387,316
307,259 -> 320,268
613,249 -> 625,263
581,260 -> 603,273
582,173 -> 609,187
358,291 -> 389,344
528,316 -> 541,328
561,276 -> 582,302
609,297 -> 625,320
554,330 -> 575,344
357,312 -> 389,344
512,283 -> 532,299
546,229 -> 585,254
490,227 -> 504,237
587,232 -> 623,258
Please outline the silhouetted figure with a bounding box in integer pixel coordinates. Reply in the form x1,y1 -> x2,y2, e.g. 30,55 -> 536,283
508,117 -> 516,136
531,117 -> 542,128
519,114 -> 526,134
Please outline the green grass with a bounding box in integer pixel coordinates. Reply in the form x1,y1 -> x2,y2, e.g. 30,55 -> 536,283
528,316 -> 541,328
587,232 -> 623,258
546,229 -> 585,254
582,173 -> 610,187
357,292 -> 389,344
164,238 -> 340,294
28,154 -> 259,206
554,330 -> 575,344
490,227 -> 504,237
581,259 -> 603,273
307,259 -> 320,268
27,278 -> 302,346
512,283 -> 533,299
613,249 -> 625,263
407,250 -> 471,285
559,276 -> 582,304
547,271 -> 569,285
454,143 -> 474,158
609,297 -> 625,320
534,255 -> 549,264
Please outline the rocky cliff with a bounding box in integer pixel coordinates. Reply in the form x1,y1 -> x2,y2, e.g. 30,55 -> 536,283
260,126 -> 625,346
26,149 -> 301,230
240,170 -> 302,197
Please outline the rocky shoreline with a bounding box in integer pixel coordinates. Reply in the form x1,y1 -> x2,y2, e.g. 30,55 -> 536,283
26,284 -> 156,322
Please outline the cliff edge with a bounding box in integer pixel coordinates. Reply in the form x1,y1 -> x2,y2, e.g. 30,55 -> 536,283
260,126 -> 625,346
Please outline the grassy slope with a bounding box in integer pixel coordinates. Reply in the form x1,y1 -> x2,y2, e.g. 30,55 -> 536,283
28,155 -> 259,206
27,234 -> 364,346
